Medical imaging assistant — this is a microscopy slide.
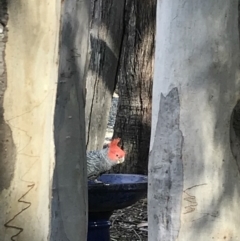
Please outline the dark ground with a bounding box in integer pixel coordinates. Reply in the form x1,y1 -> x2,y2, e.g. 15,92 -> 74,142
110,198 -> 148,241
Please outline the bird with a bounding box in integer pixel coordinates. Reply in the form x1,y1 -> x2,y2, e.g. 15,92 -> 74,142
87,138 -> 126,182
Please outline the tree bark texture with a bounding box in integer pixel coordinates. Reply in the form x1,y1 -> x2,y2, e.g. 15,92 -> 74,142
148,1 -> 240,240
0,0 -> 61,240
85,0 -> 125,151
51,1 -> 90,241
85,0 -> 155,175
0,0 -> 90,240
113,0 -> 156,174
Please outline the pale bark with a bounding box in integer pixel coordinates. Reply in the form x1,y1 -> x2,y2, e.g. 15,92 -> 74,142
148,1 -> 240,240
0,0 -> 90,240
0,0 -> 61,240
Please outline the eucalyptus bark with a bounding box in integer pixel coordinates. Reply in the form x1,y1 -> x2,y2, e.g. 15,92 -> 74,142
148,1 -> 240,240
0,0 -> 90,240
85,0 -> 155,176
113,0 -> 156,174
85,0 -> 124,151
0,0 -> 61,240
51,0 -> 90,240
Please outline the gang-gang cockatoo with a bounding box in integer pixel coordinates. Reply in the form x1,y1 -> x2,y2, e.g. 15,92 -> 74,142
87,138 -> 126,181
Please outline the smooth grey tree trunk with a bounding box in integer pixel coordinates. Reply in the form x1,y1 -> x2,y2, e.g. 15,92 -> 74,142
51,0 -> 90,241
148,1 -> 240,240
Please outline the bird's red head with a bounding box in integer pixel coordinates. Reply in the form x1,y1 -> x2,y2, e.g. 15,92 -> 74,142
107,138 -> 126,163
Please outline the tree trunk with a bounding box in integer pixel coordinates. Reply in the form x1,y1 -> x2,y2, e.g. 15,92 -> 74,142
0,0 -> 89,240
51,1 -> 90,241
85,0 -> 124,151
0,0 -> 61,240
113,0 -> 156,174
148,1 -> 240,240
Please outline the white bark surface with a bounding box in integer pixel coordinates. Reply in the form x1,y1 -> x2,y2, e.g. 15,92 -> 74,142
149,1 -> 240,240
0,1 -> 61,240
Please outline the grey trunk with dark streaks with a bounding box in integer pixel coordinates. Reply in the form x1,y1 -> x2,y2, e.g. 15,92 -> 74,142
85,0 -> 125,151
50,0 -> 90,240
148,88 -> 183,241
112,0 -> 156,175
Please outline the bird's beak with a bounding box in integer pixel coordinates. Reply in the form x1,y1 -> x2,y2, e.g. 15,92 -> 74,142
118,156 -> 125,164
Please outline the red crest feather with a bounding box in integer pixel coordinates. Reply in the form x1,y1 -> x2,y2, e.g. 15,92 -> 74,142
109,138 -> 121,147
107,138 -> 126,161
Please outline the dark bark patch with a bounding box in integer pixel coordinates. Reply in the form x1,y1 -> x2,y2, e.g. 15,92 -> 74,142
0,0 -> 16,193
148,87 -> 183,241
230,100 -> 240,172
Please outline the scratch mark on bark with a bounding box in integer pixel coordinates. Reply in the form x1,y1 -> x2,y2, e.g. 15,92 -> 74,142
183,184 -> 207,214
6,90 -> 53,122
3,91 -> 44,239
4,184 -> 35,241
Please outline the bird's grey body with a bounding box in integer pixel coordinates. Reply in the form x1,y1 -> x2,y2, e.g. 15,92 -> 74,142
87,148 -> 115,180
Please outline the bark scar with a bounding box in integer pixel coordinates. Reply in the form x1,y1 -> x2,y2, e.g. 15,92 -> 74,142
149,87 -> 183,241
230,100 -> 240,173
